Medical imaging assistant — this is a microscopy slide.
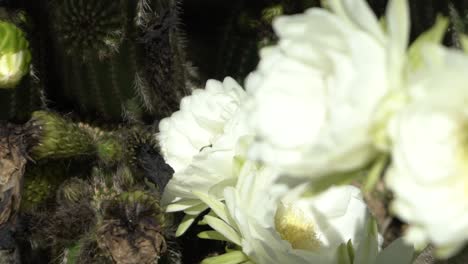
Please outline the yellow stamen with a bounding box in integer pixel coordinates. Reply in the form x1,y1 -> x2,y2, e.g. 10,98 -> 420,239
274,202 -> 321,251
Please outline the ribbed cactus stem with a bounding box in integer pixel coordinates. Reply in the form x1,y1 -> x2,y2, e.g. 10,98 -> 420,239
28,111 -> 96,160
47,0 -> 191,122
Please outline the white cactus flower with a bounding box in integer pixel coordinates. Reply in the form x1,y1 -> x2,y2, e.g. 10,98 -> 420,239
157,77 -> 247,173
158,77 -> 253,234
386,44 -> 468,258
198,161 -> 413,264
245,0 -> 410,178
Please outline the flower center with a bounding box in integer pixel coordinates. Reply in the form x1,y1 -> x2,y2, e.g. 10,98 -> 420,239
274,202 -> 322,251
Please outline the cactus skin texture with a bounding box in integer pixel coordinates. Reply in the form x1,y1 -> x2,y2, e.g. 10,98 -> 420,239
95,133 -> 126,166
52,0 -> 126,61
47,0 -> 192,123
138,0 -> 194,120
20,161 -> 68,211
49,0 -> 135,121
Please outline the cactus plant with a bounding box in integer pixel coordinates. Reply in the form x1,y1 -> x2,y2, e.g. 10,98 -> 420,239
46,0 -> 192,123
95,191 -> 167,264
21,161 -> 68,211
52,168 -> 181,264
27,111 -> 96,160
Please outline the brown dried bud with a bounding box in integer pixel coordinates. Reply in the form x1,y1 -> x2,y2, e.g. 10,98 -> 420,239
96,191 -> 167,264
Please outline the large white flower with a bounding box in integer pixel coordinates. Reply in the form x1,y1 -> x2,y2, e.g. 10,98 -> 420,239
159,78 -> 252,232
386,44 -> 468,258
197,162 -> 413,264
158,77 -> 247,173
245,0 -> 409,177
162,114 -> 252,222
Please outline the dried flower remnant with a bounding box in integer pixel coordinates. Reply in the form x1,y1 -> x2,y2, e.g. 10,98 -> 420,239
96,191 -> 167,264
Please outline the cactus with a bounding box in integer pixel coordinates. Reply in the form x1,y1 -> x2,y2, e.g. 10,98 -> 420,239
53,169 -> 181,264
25,110 -> 170,180
95,190 -> 168,264
51,0 -> 126,61
21,161 -> 68,211
46,0 -> 192,123
27,111 -> 96,160
95,133 -> 126,166
21,177 -> 95,261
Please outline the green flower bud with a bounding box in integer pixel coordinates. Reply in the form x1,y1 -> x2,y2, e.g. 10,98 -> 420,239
0,20 -> 31,88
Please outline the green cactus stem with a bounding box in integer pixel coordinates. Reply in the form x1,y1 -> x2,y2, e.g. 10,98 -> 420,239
27,111 -> 96,160
47,0 -> 192,123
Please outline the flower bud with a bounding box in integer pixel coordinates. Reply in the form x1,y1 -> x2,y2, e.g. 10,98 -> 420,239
0,20 -> 31,88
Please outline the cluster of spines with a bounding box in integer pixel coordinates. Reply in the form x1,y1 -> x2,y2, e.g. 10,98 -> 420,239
51,0 -> 127,61
137,0 -> 194,119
